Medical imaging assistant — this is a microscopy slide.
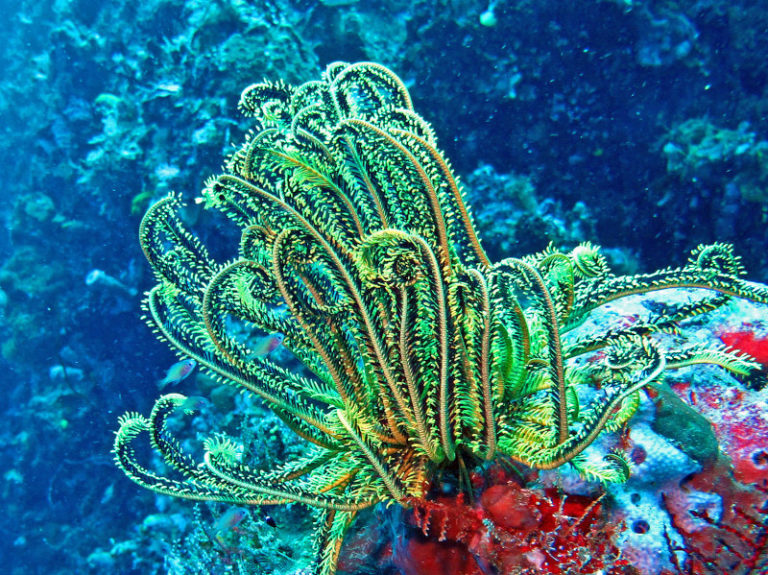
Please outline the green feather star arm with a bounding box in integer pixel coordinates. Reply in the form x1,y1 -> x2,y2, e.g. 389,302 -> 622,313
310,509 -> 359,575
568,243 -> 768,326
115,62 -> 768,575
665,345 -> 761,376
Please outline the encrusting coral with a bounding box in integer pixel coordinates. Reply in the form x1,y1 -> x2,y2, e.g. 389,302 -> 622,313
113,62 -> 768,575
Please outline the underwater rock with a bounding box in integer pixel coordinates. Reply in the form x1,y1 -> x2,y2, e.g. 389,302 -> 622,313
649,382 -> 719,469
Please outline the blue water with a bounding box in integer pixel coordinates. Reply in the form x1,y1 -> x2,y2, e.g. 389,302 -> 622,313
0,1 -> 766,573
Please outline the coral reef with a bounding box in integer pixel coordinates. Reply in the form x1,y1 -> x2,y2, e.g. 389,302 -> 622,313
464,164 -> 597,261
114,62 -> 768,574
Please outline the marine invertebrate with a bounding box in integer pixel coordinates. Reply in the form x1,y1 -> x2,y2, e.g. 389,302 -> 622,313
113,62 -> 768,574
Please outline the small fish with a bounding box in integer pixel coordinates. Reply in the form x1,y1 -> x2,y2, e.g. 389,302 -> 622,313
158,358 -> 197,389
719,329 -> 768,365
177,395 -> 210,415
100,483 -> 115,505
261,509 -> 277,528
253,333 -> 285,357
213,506 -> 249,535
